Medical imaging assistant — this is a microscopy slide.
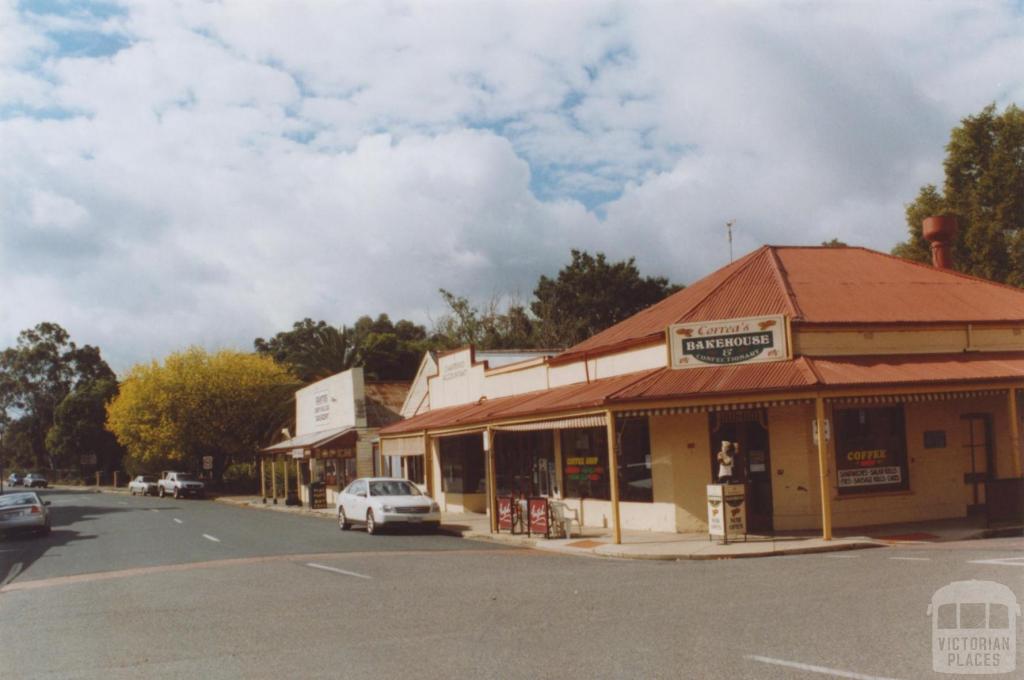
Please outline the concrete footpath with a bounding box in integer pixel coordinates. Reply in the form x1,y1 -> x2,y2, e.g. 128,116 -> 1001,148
54,485 -> 1021,561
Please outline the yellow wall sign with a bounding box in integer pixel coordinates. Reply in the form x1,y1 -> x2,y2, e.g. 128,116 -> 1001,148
668,315 -> 788,369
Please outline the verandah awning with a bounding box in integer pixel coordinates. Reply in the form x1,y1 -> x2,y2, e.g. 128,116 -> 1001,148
491,414 -> 606,432
380,434 -> 426,457
261,426 -> 358,454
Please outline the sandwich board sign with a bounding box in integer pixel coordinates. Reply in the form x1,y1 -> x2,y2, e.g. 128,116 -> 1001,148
707,484 -> 747,544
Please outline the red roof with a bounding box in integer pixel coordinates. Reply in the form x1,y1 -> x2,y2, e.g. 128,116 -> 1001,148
380,353 -> 1024,436
556,246 -> 1024,364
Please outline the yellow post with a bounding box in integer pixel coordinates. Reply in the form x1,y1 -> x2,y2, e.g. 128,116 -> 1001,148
271,455 -> 278,504
605,410 -> 622,545
260,457 -> 266,502
485,427 -> 497,534
815,397 -> 833,540
424,433 -> 434,497
282,455 -> 290,501
1009,387 -> 1022,478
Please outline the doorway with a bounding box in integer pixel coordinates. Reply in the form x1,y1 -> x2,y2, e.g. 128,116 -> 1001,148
710,410 -> 774,532
961,414 -> 995,515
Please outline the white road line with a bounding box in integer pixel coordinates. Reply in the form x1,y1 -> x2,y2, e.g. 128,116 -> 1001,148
2,562 -> 23,587
889,556 -> 930,561
173,518 -> 183,524
968,556 -> 1024,567
305,562 -> 372,580
747,655 -> 903,680
827,554 -> 861,558
202,534 -> 220,543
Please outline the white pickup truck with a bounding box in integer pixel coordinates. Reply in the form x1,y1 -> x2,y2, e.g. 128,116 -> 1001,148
158,471 -> 205,499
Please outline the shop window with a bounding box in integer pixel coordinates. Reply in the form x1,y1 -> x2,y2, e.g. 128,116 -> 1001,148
440,434 -> 485,494
834,406 -> 909,495
495,431 -> 555,497
617,417 -> 653,503
406,456 -> 424,485
562,427 -> 610,500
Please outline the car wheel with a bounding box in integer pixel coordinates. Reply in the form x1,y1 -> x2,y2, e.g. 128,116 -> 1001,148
338,508 -> 351,531
366,510 -> 377,535
130,489 -> 135,496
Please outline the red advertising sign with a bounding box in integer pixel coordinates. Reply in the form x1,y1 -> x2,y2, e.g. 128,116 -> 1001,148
497,496 -> 514,531
528,498 -> 549,537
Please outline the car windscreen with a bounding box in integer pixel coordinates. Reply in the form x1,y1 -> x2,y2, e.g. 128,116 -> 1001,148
176,474 -> 196,481
369,481 -> 420,496
140,476 -> 156,483
0,493 -> 38,507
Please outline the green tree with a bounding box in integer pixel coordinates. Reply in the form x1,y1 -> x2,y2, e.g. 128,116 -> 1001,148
106,349 -> 297,483
45,379 -> 125,474
434,291 -> 538,350
821,238 -> 849,248
0,322 -> 115,470
255,315 -> 430,383
531,250 -> 681,348
894,103 -> 1024,285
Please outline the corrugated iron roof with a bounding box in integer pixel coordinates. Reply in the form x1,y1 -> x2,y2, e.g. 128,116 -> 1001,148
378,369 -> 659,436
556,246 -> 1024,364
808,352 -> 1024,387
380,353 -> 1024,436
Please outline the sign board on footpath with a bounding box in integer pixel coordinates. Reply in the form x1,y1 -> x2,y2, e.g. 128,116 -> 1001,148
707,484 -> 747,544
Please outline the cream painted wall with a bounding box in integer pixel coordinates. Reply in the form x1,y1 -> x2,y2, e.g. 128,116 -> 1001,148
768,404 -> 820,531
401,354 -> 436,418
767,395 -> 1018,531
648,413 -> 712,533
483,363 -> 549,399
794,326 -> 1024,357
295,368 -> 365,436
430,349 -> 486,408
548,343 -> 666,389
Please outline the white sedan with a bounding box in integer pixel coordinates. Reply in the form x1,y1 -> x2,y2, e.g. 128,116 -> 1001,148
128,475 -> 159,496
336,477 -> 441,535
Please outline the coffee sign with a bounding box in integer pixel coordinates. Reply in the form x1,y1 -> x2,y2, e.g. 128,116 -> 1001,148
669,315 -> 787,369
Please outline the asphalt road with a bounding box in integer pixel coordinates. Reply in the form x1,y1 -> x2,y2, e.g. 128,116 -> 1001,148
1,489 -> 1022,680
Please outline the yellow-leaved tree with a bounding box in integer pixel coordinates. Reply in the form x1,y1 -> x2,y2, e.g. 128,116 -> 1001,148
107,348 -> 298,483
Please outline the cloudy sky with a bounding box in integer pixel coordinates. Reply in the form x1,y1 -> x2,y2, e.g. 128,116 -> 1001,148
2,0 -> 1023,372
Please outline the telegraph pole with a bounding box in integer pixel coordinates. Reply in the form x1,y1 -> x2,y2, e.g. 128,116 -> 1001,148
725,220 -> 735,263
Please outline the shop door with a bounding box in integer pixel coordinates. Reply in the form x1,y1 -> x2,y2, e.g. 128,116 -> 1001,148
962,414 -> 995,515
710,411 -> 773,532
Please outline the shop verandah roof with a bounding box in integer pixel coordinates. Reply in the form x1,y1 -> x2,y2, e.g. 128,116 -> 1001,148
379,352 -> 1024,438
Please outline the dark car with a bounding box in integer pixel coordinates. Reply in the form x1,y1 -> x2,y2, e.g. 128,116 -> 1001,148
24,473 -> 48,489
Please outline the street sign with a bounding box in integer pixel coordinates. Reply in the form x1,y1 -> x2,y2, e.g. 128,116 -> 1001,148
202,456 -> 213,470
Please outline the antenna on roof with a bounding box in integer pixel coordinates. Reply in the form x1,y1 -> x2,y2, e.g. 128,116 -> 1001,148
725,220 -> 736,262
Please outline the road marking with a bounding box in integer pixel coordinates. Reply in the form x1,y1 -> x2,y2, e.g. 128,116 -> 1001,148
2,562 -> 23,587
0,549 -> 523,592
968,556 -> 1024,567
173,518 -> 183,524
306,562 -> 372,580
149,509 -> 159,513
747,655 -> 903,680
827,554 -> 860,559
889,556 -> 930,561
202,534 -> 220,543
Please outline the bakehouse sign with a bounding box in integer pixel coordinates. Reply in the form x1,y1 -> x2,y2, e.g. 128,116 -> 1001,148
668,315 -> 788,369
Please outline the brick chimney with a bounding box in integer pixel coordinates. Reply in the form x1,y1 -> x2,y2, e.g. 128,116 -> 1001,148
922,215 -> 958,269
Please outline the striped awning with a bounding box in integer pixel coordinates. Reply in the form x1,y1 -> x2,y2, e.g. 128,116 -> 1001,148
492,413 -> 606,432
616,398 -> 813,418
827,389 -> 1007,405
380,434 -> 426,457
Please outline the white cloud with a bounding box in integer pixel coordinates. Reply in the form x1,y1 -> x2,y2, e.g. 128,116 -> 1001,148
1,0 -> 1022,371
